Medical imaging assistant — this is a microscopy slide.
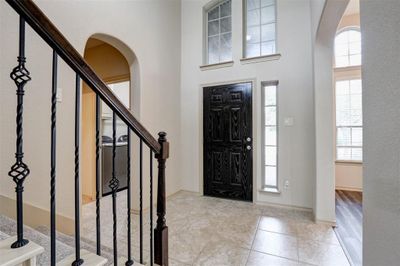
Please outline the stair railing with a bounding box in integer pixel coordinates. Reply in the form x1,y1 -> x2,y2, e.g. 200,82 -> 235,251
4,0 -> 169,265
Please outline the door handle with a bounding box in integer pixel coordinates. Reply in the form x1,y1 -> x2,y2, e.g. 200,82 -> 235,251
246,137 -> 252,142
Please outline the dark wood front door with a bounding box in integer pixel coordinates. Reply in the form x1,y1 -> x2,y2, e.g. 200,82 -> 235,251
203,82 -> 252,201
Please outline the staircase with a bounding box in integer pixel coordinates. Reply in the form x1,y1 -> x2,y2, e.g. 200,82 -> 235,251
1,0 -> 170,265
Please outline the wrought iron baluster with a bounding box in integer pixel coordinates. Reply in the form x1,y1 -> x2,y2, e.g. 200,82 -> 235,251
50,50 -> 58,266
109,112 -> 120,266
95,95 -> 101,256
140,139 -> 143,264
126,130 -> 133,266
72,74 -> 83,266
150,150 -> 154,266
8,16 -> 31,249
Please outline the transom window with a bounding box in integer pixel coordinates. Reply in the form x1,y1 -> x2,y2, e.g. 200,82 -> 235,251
244,0 -> 276,58
335,29 -> 361,68
205,0 -> 232,64
262,82 -> 278,190
335,79 -> 363,161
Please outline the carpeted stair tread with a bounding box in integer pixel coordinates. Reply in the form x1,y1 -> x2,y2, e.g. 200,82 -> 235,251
0,214 -> 73,265
36,225 -> 115,265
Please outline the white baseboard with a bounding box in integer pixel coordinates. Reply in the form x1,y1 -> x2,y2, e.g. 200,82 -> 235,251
0,195 -> 74,235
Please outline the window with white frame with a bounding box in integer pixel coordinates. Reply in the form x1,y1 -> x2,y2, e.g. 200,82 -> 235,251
205,0 -> 232,64
335,79 -> 362,161
244,0 -> 276,58
262,82 -> 278,189
335,28 -> 361,68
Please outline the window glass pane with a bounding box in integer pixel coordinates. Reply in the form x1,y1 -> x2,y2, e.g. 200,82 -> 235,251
335,43 -> 348,56
208,36 -> 219,64
335,29 -> 361,67
208,20 -> 219,36
208,6 -> 219,21
265,166 -> 277,187
261,6 -> 275,24
220,33 -> 232,62
264,85 -> 276,105
337,127 -> 351,146
349,41 -> 361,55
247,0 -> 260,10
220,17 -> 231,33
247,26 -> 261,44
262,0 -> 275,7
350,54 -> 362,66
220,0 -> 231,17
351,128 -> 362,146
265,126 -> 277,146
265,146 -> 277,165
352,148 -> 362,161
247,9 -> 260,27
265,106 -> 276,126
261,23 -> 275,42
335,56 -> 349,68
261,41 -> 275,55
246,43 -> 260,58
337,148 -> 352,160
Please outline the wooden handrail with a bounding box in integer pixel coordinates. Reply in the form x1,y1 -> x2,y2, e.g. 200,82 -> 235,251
6,0 -> 161,153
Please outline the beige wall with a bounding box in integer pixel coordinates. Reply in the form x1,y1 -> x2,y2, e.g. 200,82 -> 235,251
334,13 -> 362,191
81,41 -> 130,201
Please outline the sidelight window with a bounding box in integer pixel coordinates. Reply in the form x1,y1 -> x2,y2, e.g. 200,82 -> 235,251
205,0 -> 232,64
244,0 -> 277,58
262,82 -> 278,190
335,79 -> 363,161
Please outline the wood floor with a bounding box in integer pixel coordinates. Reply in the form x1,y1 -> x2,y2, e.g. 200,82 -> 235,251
334,190 -> 362,266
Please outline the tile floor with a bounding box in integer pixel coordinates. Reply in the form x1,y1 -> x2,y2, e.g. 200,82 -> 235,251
82,191 -> 350,266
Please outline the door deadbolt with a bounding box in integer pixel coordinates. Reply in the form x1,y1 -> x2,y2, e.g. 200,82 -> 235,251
246,145 -> 252,150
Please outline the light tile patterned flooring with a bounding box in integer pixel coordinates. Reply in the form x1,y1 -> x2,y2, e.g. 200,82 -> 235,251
82,191 -> 349,266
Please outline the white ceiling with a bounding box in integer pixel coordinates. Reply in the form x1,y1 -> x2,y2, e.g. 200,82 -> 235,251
344,0 -> 360,16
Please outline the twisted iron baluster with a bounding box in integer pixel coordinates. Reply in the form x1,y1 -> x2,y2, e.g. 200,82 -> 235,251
50,50 -> 58,266
109,112 -> 120,266
9,17 -> 31,249
72,74 -> 83,266
95,95 -> 101,256
126,130 -> 133,265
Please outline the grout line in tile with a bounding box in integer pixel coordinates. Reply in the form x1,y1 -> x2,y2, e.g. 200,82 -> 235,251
245,215 -> 261,265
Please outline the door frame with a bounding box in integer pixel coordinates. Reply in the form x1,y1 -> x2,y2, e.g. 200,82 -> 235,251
199,78 -> 257,201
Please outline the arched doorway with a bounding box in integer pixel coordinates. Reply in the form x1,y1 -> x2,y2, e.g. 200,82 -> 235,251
81,37 -> 132,204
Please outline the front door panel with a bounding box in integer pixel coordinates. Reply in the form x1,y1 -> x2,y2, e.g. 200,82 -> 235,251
203,82 -> 252,201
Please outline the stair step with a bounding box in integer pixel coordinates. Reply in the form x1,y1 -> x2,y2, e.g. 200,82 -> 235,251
57,249 -> 107,266
0,215 -> 73,264
35,225 -> 115,265
0,236 -> 44,266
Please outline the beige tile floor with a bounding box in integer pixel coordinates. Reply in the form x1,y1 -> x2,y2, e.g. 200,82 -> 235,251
82,191 -> 349,266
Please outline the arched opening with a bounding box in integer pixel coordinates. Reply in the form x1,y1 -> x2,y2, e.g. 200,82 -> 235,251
81,36 -> 136,204
332,1 -> 363,265
314,0 -> 363,265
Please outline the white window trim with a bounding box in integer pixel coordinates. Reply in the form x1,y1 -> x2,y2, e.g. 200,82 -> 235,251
242,0 -> 278,60
334,77 -> 363,163
261,80 -> 279,192
334,26 -> 362,69
203,0 -> 232,65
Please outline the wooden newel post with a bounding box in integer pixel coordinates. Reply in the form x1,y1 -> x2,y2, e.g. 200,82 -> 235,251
154,132 -> 169,266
